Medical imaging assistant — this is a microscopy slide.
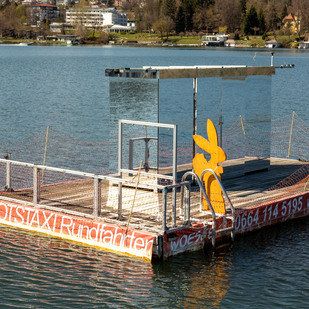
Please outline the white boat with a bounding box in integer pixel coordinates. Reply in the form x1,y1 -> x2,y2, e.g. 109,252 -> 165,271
16,42 -> 33,46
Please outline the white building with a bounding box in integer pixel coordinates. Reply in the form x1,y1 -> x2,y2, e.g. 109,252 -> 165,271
66,7 -> 127,29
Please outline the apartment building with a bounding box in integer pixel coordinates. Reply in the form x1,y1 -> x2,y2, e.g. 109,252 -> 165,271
66,7 -> 127,28
28,4 -> 59,26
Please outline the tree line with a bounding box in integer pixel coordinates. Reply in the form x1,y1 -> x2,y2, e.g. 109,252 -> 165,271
1,0 -> 309,40
125,0 -> 309,37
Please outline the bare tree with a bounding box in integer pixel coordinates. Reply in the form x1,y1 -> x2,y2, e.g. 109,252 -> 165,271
153,16 -> 175,40
72,0 -> 89,40
3,2 -> 22,31
215,0 -> 242,33
193,3 -> 216,32
139,0 -> 160,34
291,0 -> 309,36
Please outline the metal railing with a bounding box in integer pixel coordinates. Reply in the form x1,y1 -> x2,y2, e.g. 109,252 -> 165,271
181,169 -> 235,247
0,158 -> 165,217
0,158 -> 235,244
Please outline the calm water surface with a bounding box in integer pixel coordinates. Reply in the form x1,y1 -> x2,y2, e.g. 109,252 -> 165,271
0,46 -> 309,308
1,217 -> 308,308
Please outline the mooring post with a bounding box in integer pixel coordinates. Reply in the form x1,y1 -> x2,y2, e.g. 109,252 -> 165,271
33,166 -> 41,205
93,177 -> 102,218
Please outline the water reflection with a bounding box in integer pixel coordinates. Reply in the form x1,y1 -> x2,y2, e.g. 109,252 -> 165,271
0,225 -> 233,308
152,247 -> 232,308
1,217 -> 309,308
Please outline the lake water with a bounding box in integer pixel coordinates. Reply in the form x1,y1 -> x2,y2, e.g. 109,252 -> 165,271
0,45 -> 309,308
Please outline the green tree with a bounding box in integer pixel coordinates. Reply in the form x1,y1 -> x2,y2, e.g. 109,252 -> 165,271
244,5 -> 259,35
175,5 -> 186,33
258,8 -> 266,34
240,0 -> 247,18
161,0 -> 176,22
182,0 -> 195,31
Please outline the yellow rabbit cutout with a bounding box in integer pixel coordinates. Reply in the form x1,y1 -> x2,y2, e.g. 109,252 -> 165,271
193,119 -> 226,214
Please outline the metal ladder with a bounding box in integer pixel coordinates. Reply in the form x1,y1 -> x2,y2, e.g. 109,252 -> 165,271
182,169 -> 235,248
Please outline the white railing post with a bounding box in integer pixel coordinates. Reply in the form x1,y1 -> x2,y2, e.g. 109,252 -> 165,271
93,177 -> 101,218
162,187 -> 168,232
5,153 -> 11,190
33,166 -> 40,205
117,183 -> 122,219
184,183 -> 191,225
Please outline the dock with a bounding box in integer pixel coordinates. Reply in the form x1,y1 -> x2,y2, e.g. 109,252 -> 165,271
1,64 -> 308,261
0,155 -> 308,261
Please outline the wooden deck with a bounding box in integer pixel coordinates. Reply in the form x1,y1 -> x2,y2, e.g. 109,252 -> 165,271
1,158 -> 308,233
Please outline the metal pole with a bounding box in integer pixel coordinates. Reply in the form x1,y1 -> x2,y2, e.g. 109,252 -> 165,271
118,120 -> 122,174
193,77 -> 197,158
172,125 -> 178,227
184,183 -> 191,225
172,124 -> 177,184
219,68 -> 223,148
5,153 -> 11,190
118,183 -> 122,219
93,177 -> 101,218
157,79 -> 160,173
33,166 -> 40,205
162,187 -> 167,232
118,120 -> 123,219
129,139 -> 134,170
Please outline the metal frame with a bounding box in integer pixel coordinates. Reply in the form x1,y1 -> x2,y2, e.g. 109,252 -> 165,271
118,119 -> 178,184
107,65 -> 275,160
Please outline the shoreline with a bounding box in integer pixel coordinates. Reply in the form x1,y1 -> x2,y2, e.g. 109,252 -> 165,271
0,38 -> 306,50
0,41 -> 306,50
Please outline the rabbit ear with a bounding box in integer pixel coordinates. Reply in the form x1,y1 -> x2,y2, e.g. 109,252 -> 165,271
207,119 -> 218,147
193,134 -> 217,154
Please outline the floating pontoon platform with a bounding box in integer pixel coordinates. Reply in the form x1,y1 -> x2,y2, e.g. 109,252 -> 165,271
1,64 -> 308,261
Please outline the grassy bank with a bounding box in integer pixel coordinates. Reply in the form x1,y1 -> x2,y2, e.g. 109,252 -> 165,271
113,33 -> 301,48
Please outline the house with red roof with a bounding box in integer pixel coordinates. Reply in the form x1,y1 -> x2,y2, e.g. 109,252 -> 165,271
282,13 -> 300,34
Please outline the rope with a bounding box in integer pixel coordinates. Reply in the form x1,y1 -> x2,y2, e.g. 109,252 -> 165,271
41,126 -> 49,184
240,115 -> 245,135
287,111 -> 295,158
125,160 -> 143,235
